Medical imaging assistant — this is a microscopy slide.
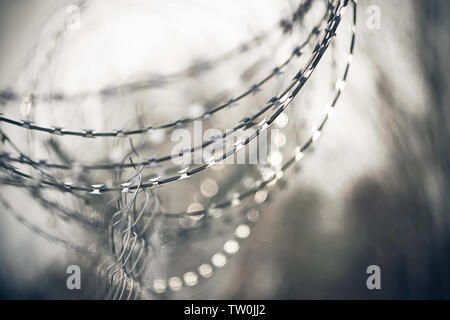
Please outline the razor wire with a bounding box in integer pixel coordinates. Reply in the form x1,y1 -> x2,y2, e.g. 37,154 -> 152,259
0,0 -> 356,300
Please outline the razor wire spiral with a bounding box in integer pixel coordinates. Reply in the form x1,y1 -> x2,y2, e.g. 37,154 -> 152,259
0,0 -> 357,299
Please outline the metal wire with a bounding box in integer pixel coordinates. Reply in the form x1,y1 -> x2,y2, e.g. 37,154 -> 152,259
0,1 -> 344,194
0,0 -> 356,300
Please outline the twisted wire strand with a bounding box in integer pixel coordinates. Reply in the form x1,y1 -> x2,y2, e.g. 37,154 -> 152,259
104,166 -> 163,299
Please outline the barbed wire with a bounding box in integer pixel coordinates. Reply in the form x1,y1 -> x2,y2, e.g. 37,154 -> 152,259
0,1 -> 344,194
0,2 -> 332,140
0,0 -> 356,300
136,0 -> 357,297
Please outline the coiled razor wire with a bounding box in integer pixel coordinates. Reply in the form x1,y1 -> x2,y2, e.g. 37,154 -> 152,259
0,1 -> 344,193
0,0 -> 357,299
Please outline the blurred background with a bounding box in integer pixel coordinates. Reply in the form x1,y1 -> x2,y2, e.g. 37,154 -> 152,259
0,0 -> 449,299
